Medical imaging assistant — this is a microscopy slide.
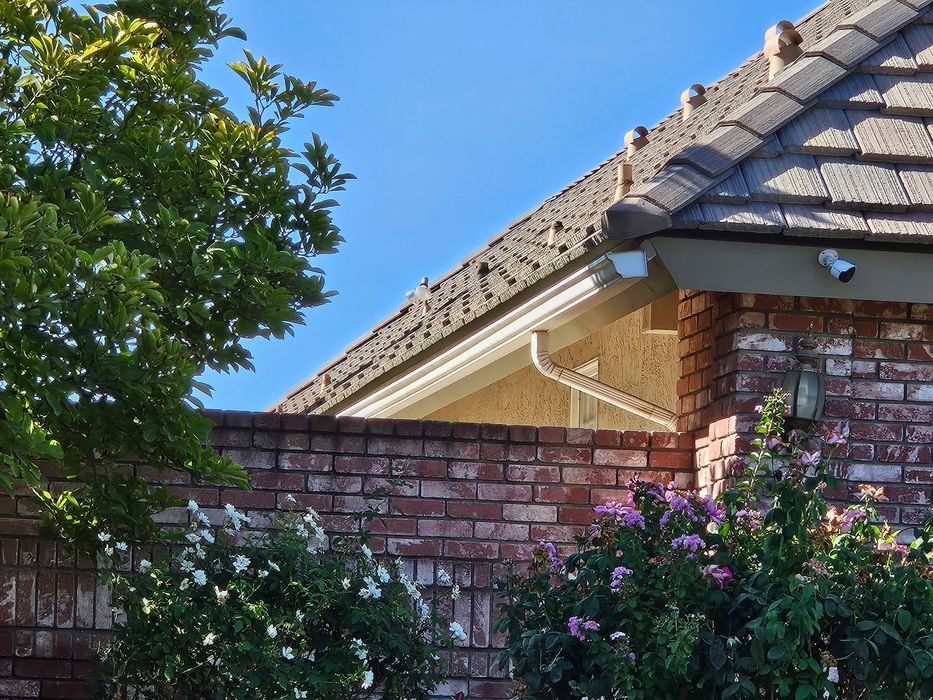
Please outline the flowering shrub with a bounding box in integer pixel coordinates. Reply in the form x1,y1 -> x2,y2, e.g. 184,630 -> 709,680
495,391 -> 933,699
100,499 -> 453,699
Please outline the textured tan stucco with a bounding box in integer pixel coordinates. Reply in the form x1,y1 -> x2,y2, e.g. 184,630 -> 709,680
426,307 -> 679,431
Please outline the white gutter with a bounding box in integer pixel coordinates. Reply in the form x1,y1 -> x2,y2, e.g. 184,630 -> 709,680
531,330 -> 678,430
339,251 -> 651,418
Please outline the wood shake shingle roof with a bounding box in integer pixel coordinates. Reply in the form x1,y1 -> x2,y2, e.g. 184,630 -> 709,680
278,0 -> 933,416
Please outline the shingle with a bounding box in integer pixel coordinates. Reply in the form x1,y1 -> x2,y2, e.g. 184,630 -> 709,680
819,73 -> 884,109
781,204 -> 870,236
898,164 -> 933,208
698,202 -> 786,232
780,107 -> 859,155
761,55 -> 848,103
875,74 -> 933,115
740,154 -> 830,203
839,0 -> 917,42
751,135 -> 784,158
804,27 -> 881,68
667,125 -> 763,177
818,157 -> 911,209
901,23 -> 933,71
700,168 -> 750,203
671,202 -> 704,229
865,211 -> 933,240
722,91 -> 807,137
859,35 -> 919,74
634,164 -> 722,212
848,111 -> 933,162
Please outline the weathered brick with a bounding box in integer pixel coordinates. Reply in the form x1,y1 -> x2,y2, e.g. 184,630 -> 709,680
476,484 -> 531,502
445,541 -> 499,560
390,497 -> 444,516
533,485 -> 589,504
502,504 -> 557,522
250,472 -> 305,491
334,455 -> 389,475
593,449 -> 647,467
562,467 -> 616,485
537,446 -> 592,464
648,450 -> 693,469
505,464 -> 559,483
558,505 -> 597,525
421,481 -> 477,500
367,437 -> 423,457
877,445 -> 931,464
449,462 -> 503,480
447,501 -> 502,520
386,538 -> 442,557
417,519 -> 473,538
278,452 -> 332,471
474,522 -> 529,541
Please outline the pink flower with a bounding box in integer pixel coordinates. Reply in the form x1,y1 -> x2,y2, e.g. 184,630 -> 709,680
823,430 -> 846,446
735,509 -> 761,529
700,495 -> 725,524
796,450 -> 822,468
839,507 -> 867,533
702,564 -> 733,588
567,616 -> 598,641
754,405 -> 764,414
671,534 -> 705,559
765,436 -> 784,450
610,565 -> 633,589
594,502 -> 645,529
539,541 -> 562,571
610,631 -> 626,641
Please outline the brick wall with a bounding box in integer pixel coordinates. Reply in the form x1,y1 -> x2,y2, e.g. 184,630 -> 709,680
0,413 -> 694,699
679,291 -> 933,527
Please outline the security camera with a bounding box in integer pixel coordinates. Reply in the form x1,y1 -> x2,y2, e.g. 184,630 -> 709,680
818,249 -> 856,283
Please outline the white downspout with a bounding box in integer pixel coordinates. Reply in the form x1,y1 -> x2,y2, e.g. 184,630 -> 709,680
531,330 -> 678,431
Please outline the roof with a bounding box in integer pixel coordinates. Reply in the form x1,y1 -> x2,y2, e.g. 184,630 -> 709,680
278,0 -> 931,415
607,0 -> 933,240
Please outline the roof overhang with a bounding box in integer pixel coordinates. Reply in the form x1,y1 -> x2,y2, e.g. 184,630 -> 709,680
334,245 -> 675,418
651,234 -> 933,303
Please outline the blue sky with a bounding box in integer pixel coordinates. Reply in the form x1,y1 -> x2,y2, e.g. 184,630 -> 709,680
199,0 -> 816,410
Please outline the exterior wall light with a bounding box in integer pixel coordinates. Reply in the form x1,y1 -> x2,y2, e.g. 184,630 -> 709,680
781,332 -> 825,421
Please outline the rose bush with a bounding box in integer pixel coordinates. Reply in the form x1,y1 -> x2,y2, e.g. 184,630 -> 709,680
99,499 -> 454,699
495,391 -> 933,699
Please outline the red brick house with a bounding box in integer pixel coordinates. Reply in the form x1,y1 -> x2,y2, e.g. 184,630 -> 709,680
278,0 -> 933,514
7,0 -> 933,697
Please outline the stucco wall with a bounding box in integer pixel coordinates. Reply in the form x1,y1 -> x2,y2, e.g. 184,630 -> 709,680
427,308 -> 679,431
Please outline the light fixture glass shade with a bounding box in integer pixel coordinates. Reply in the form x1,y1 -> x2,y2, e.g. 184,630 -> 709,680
781,367 -> 825,421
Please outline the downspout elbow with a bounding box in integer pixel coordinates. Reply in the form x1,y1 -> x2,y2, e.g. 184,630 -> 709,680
530,330 -> 678,431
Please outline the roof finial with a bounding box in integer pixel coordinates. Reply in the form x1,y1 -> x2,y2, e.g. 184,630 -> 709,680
764,20 -> 803,79
614,162 -> 633,201
547,220 -> 563,247
624,126 -> 649,158
319,372 -> 331,396
680,84 -> 707,121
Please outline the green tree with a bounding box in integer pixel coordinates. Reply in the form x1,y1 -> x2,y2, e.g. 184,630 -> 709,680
0,0 -> 352,551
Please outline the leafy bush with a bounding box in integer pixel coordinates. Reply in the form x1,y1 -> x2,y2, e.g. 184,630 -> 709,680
0,0 -> 352,551
100,500 -> 455,699
495,391 -> 933,699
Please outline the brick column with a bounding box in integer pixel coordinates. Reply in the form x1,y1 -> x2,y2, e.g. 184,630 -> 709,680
677,292 -> 933,526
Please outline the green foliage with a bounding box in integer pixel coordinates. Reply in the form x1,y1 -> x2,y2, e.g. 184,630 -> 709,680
0,0 -> 352,549
100,501 -> 451,699
495,391 -> 933,699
